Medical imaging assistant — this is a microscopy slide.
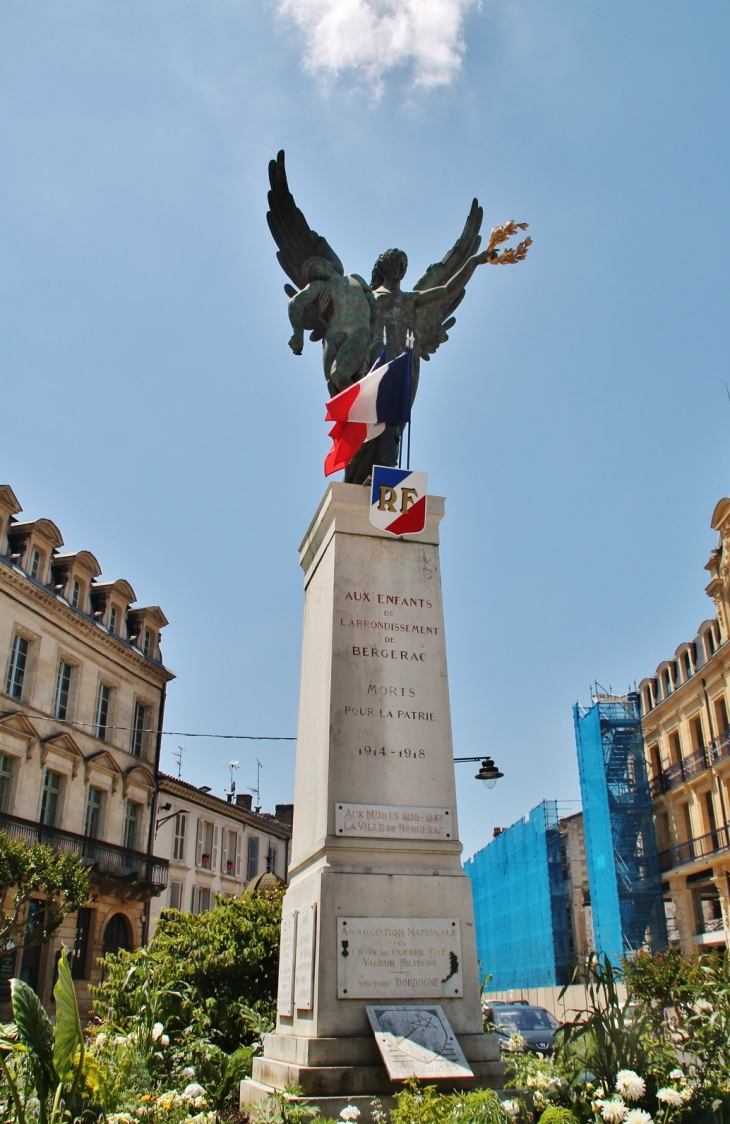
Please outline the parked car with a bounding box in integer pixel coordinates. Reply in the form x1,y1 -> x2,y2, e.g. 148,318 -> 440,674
483,1003 -> 560,1054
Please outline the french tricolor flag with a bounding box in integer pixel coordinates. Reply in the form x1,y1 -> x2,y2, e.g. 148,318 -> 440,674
324,350 -> 412,476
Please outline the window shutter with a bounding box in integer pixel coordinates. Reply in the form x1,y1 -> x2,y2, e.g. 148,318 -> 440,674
221,830 -> 228,874
191,885 -> 199,913
235,834 -> 242,879
195,818 -> 203,866
212,825 -> 219,871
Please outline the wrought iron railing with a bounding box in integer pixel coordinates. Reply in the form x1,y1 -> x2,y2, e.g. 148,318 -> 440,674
658,826 -> 730,872
0,812 -> 168,890
651,725 -> 730,797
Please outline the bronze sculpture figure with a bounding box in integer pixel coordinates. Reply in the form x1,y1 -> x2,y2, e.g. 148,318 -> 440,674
267,150 -> 531,482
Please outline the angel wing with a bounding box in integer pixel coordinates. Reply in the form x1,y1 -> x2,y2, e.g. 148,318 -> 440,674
267,150 -> 345,291
411,198 -> 483,362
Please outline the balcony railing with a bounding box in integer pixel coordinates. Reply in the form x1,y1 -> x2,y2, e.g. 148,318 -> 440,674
651,725 -> 730,797
0,812 -> 168,891
658,826 -> 730,872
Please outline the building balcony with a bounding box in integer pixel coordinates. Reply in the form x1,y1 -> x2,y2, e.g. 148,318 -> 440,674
658,825 -> 730,872
0,811 -> 168,891
650,726 -> 730,797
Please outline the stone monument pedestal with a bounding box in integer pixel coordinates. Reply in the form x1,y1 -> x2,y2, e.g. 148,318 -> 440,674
241,484 -> 504,1118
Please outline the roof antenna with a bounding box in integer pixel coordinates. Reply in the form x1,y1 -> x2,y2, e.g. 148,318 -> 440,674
248,759 -> 263,813
173,745 -> 186,779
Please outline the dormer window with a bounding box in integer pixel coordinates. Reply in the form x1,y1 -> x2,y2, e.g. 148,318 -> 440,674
109,605 -> 118,635
29,548 -> 42,581
143,630 -> 152,656
706,629 -> 716,658
71,579 -> 81,608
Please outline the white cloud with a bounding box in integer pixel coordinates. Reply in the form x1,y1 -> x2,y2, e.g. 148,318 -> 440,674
277,0 -> 475,92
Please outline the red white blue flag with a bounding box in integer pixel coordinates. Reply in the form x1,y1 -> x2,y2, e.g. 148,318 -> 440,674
324,350 -> 412,476
369,466 -> 428,536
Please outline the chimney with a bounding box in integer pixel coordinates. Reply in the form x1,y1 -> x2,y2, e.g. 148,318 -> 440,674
493,827 -> 505,838
275,803 -> 294,827
236,793 -> 252,811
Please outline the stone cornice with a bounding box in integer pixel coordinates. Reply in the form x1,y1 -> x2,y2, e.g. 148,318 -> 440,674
0,558 -> 174,686
159,775 -> 292,840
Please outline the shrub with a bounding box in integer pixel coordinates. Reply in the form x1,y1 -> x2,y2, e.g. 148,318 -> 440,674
538,1108 -> 580,1124
92,888 -> 283,1052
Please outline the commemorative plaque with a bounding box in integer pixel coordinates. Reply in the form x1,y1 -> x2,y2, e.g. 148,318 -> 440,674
335,803 -> 452,839
337,917 -> 463,999
277,912 -> 297,1017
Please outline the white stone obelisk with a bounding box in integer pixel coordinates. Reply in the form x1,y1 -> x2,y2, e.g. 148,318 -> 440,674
243,483 -> 501,1111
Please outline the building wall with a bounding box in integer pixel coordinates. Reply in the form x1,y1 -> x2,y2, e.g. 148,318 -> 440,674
0,485 -> 173,1014
559,812 -> 594,964
639,495 -> 730,957
150,777 -> 292,927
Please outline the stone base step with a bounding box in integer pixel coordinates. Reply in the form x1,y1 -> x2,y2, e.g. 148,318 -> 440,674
241,1076 -> 514,1122
249,1057 -> 507,1098
261,1033 -> 500,1067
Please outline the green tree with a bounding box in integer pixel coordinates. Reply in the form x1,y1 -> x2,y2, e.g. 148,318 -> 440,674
91,888 -> 283,1051
0,832 -> 89,949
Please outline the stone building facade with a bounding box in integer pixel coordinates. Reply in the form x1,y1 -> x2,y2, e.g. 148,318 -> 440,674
558,811 -> 594,965
0,484 -> 174,1014
639,494 -> 730,955
149,775 -> 292,929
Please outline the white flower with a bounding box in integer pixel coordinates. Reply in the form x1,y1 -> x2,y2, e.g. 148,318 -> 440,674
340,1109 -> 361,1122
625,1111 -> 652,1124
113,1035 -> 126,1046
183,1085 -> 206,1101
657,1089 -> 684,1108
182,1067 -> 195,1078
504,1032 -> 526,1053
669,1070 -> 683,1081
616,1072 -> 646,1102
193,1097 -> 207,1109
693,999 -> 712,1014
95,1033 -> 106,1047
160,1035 -> 170,1047
600,1098 -> 628,1123
151,1022 -> 164,1041
502,1101 -> 519,1116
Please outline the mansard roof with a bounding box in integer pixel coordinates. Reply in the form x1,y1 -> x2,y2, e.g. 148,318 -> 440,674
53,550 -> 102,577
9,518 -> 64,548
0,486 -> 21,515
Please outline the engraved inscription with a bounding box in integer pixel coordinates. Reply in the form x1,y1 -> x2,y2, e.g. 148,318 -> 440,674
277,912 -> 298,1017
335,803 -> 452,839
337,917 -> 463,999
294,904 -> 317,1010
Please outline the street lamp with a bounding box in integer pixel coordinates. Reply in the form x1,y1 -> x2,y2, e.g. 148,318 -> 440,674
453,755 -> 504,790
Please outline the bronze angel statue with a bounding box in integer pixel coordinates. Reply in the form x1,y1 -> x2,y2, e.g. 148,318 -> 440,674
267,150 -> 531,484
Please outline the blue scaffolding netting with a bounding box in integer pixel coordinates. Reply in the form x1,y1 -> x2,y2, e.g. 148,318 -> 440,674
465,800 -> 573,991
574,693 -> 667,962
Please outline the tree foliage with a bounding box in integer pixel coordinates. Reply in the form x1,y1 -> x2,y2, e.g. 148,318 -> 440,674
0,831 -> 89,948
91,888 -> 283,1051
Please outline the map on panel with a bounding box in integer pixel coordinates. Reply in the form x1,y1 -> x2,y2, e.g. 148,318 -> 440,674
366,1004 -> 473,1080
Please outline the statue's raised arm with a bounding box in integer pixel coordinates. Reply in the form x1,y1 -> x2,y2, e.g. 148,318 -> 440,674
267,151 -> 374,396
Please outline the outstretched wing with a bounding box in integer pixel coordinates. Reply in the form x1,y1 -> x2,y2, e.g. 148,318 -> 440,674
412,198 -> 483,362
267,150 -> 345,291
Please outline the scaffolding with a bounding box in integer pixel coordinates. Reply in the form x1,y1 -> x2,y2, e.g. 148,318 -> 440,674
573,693 -> 667,961
465,800 -> 573,991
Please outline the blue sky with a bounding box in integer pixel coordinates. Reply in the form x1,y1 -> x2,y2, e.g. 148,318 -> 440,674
1,1 -> 729,861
